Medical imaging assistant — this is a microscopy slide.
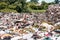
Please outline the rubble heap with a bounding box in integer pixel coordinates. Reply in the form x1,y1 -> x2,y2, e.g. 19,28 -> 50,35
0,4 -> 60,40
45,4 -> 60,24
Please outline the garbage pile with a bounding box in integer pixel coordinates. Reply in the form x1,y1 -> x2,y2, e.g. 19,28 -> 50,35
45,4 -> 60,24
0,4 -> 60,40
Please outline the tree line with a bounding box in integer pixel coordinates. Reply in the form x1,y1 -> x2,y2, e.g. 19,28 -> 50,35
0,0 -> 55,13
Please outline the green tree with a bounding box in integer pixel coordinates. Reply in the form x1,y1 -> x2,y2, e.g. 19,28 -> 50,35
0,2 -> 7,9
55,0 -> 59,4
15,0 -> 29,12
41,1 -> 47,5
5,0 -> 17,5
30,0 -> 39,3
41,1 -> 48,10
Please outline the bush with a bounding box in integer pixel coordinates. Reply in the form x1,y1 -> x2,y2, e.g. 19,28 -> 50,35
0,8 -> 17,13
0,2 -> 7,9
8,5 -> 16,9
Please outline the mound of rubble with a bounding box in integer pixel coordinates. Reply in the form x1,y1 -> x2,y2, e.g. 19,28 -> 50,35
0,4 -> 60,40
45,4 -> 60,24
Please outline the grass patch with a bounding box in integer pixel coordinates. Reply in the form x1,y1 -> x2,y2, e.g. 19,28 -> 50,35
0,8 -> 46,13
31,10 -> 46,13
0,8 -> 17,13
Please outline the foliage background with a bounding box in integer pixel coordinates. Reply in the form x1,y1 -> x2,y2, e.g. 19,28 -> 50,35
0,0 -> 55,13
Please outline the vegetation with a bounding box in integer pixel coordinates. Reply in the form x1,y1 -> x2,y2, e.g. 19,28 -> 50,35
55,0 -> 59,4
30,0 -> 39,3
30,10 -> 46,13
0,0 -> 55,13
